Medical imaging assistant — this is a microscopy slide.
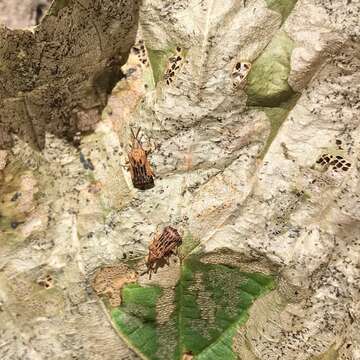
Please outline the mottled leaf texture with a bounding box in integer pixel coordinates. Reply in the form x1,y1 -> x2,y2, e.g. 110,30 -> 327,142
111,254 -> 275,360
0,0 -> 140,150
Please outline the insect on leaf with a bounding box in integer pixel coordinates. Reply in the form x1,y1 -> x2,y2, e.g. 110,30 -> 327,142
127,127 -> 155,190
146,226 -> 182,278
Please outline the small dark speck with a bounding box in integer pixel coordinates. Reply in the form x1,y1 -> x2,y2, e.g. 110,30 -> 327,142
11,192 -> 21,202
80,152 -> 95,171
125,68 -> 136,77
80,152 -> 86,164
11,221 -> 21,229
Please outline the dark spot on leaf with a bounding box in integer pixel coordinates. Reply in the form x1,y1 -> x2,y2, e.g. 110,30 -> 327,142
11,192 -> 21,202
11,221 -> 20,229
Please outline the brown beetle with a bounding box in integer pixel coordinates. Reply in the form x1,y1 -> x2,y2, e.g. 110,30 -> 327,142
127,127 -> 155,190
146,226 -> 182,278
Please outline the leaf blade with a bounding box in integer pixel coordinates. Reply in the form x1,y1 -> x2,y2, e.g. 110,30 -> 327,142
110,254 -> 276,360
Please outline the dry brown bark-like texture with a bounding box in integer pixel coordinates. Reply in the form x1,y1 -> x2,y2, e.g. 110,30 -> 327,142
0,0 -> 140,150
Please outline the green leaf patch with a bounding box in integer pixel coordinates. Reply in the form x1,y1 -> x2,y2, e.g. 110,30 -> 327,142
110,255 -> 275,359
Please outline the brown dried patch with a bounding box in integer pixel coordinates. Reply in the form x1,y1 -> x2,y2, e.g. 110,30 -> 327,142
88,181 -> 102,194
91,265 -> 138,307
1,170 -> 38,216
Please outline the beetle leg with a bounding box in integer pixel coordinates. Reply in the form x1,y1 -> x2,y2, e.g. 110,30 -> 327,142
145,161 -> 155,177
147,261 -> 155,280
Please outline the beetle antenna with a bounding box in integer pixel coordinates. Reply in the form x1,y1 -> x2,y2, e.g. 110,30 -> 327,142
135,127 -> 141,139
130,127 -> 136,139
